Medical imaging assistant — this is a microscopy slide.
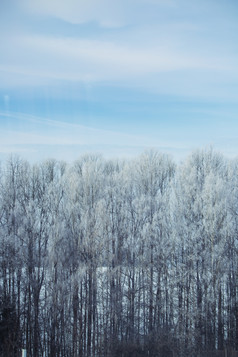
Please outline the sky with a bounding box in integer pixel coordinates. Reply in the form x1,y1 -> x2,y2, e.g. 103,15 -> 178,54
0,0 -> 238,163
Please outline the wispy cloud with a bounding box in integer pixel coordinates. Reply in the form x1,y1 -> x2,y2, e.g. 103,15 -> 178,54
0,111 -> 197,162
1,31 -> 237,100
0,112 -> 153,147
21,0 -> 176,27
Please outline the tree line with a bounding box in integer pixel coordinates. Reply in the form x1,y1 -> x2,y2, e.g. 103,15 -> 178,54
1,148 -> 238,356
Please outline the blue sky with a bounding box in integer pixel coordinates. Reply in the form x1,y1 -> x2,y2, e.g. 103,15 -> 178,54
0,0 -> 238,162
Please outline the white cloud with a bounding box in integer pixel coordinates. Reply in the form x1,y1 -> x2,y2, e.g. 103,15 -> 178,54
1,32 -> 235,89
0,112 -> 154,147
21,0 -> 176,27
22,0 -> 127,27
1,112 -> 238,163
0,112 -> 175,162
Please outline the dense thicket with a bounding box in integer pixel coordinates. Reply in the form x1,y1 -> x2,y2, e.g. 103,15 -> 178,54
0,149 -> 238,357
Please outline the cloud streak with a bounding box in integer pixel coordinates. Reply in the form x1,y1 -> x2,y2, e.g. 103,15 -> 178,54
0,112 -> 154,147
1,31 -> 237,101
21,0 -> 176,27
0,111 -> 198,162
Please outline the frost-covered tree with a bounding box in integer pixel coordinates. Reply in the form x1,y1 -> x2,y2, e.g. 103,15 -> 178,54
172,148 -> 229,354
0,149 -> 238,357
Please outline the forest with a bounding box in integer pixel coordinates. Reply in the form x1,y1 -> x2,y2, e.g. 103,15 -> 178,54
1,148 -> 238,357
